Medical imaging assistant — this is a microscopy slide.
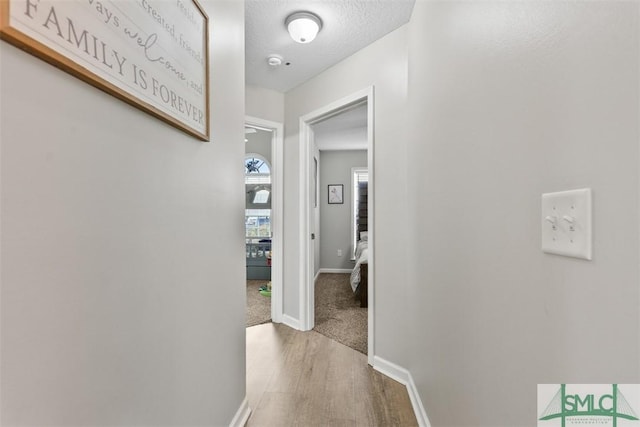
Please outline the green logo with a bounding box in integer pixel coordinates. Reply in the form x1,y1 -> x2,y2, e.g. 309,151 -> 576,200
539,384 -> 639,426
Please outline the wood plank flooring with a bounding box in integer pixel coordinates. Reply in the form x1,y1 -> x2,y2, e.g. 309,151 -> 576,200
246,323 -> 417,426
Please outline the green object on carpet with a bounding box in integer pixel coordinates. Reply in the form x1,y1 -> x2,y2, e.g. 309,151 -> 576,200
247,280 -> 271,327
259,290 -> 271,297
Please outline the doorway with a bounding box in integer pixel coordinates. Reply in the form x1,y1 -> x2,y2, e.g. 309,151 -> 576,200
298,87 -> 375,365
245,116 -> 283,325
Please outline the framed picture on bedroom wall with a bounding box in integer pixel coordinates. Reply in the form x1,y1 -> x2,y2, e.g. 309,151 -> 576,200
328,184 -> 343,204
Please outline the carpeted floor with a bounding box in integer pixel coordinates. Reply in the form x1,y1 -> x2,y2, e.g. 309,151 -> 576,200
246,274 -> 367,354
314,273 -> 367,354
246,280 -> 271,327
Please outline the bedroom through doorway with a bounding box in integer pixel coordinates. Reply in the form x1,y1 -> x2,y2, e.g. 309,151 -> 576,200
244,118 -> 283,328
299,87 -> 374,362
311,108 -> 369,355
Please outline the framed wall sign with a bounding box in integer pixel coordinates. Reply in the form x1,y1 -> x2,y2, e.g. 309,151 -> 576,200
0,0 -> 210,141
328,184 -> 343,204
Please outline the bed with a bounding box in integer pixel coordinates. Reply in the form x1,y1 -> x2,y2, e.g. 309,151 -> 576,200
350,233 -> 369,307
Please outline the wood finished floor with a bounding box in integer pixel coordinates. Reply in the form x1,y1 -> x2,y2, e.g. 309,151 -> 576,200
246,323 -> 417,426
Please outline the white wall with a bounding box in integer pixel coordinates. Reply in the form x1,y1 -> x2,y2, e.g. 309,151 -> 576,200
319,150 -> 367,270
283,26 -> 410,325
0,1 -> 247,425
246,85 -> 285,124
404,2 -> 639,425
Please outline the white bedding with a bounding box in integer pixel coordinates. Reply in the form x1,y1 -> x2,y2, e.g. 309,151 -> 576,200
350,241 -> 369,292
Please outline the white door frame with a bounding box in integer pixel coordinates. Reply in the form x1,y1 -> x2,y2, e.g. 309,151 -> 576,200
298,87 -> 375,365
245,115 -> 284,324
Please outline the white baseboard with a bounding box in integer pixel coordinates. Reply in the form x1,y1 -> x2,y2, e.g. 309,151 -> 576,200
229,397 -> 251,427
317,268 -> 353,274
373,356 -> 431,427
406,374 -> 430,427
373,356 -> 409,384
282,314 -> 301,330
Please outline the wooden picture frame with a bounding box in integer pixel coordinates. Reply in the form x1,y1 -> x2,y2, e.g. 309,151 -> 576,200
328,184 -> 343,204
0,0 -> 210,141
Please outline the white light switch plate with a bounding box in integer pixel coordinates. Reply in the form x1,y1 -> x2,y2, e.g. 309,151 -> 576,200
541,188 -> 592,260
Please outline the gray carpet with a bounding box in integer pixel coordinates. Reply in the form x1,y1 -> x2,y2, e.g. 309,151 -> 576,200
246,280 -> 271,327
314,273 -> 367,354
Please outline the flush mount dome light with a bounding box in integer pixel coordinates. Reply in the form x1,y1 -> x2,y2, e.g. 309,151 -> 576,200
285,12 -> 322,44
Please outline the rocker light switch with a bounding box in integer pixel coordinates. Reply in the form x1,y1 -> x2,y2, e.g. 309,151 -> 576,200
541,188 -> 592,260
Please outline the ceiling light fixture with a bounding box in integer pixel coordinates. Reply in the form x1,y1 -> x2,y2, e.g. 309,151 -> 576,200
285,11 -> 322,44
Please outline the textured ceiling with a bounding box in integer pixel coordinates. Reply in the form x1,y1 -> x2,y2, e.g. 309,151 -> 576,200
246,0 -> 416,93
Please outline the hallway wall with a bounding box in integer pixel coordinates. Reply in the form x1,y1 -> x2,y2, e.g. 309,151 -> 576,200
246,85 -> 285,123
0,1 -> 246,425
404,2 -> 640,425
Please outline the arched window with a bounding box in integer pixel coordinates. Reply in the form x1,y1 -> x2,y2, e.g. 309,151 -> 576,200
245,154 -> 271,204
245,154 -> 271,183
245,154 -> 272,239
